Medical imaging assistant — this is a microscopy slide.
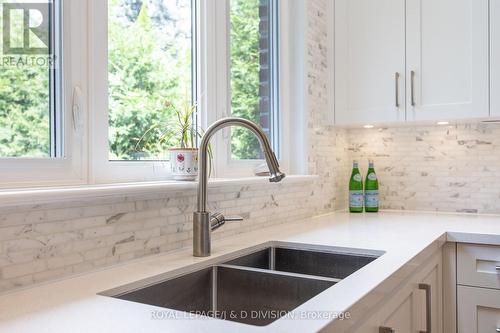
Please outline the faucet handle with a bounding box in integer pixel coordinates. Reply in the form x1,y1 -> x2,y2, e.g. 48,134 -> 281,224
224,215 -> 244,222
210,213 -> 244,231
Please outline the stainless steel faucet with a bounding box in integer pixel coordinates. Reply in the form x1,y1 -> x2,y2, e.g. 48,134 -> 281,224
193,117 -> 286,257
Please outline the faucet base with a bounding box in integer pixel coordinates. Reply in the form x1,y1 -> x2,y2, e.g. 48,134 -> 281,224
193,212 -> 211,257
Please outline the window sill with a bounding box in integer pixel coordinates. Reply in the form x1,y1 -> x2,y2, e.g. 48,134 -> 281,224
0,175 -> 319,209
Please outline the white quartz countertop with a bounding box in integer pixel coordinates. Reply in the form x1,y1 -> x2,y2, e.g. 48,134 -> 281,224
0,210 -> 499,333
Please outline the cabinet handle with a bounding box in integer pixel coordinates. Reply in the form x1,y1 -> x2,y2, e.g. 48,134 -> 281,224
395,72 -> 400,108
419,283 -> 432,333
411,70 -> 416,107
496,328 -> 500,332
379,327 -> 395,333
495,265 -> 500,272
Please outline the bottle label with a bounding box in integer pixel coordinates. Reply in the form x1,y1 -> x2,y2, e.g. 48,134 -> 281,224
353,174 -> 362,182
367,173 -> 377,181
365,190 -> 379,208
349,190 -> 364,208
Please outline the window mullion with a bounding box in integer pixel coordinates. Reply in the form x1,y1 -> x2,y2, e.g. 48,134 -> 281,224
51,0 -> 64,158
271,0 -> 281,158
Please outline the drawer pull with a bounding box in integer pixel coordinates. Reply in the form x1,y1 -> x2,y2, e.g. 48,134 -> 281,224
496,328 -> 500,333
380,327 -> 395,333
410,70 -> 416,107
495,265 -> 500,272
419,283 -> 432,333
395,72 -> 400,108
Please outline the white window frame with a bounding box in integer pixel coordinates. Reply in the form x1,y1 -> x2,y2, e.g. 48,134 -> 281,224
205,0 -> 291,178
0,0 -> 88,189
91,0 -> 292,183
90,0 -> 173,183
1,0 -> 301,189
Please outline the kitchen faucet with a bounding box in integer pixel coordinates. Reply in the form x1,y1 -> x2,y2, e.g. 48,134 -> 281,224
193,117 -> 285,257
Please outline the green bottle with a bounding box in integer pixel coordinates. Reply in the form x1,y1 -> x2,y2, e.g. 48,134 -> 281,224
349,161 -> 364,213
364,160 -> 379,212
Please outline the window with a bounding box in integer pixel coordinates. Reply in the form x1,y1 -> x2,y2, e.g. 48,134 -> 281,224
0,0 -> 62,158
107,0 -> 193,161
0,0 -> 86,188
0,0 -> 292,187
229,0 -> 279,161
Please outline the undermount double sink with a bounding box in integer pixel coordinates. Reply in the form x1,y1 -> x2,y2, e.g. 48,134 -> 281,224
101,242 -> 383,326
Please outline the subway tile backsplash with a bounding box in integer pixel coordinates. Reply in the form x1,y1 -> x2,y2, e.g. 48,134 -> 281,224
0,181 -> 323,293
343,123 -> 500,214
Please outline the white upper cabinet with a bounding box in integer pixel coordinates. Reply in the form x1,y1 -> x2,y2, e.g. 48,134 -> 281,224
333,0 -> 491,125
334,0 -> 406,125
406,0 -> 489,121
492,0 -> 500,117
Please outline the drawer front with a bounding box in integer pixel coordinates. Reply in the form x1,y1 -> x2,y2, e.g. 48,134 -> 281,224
478,306 -> 500,333
458,286 -> 500,333
457,243 -> 500,290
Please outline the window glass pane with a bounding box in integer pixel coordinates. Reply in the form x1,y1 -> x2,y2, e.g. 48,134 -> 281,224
108,0 -> 193,161
230,0 -> 278,160
0,0 -> 59,158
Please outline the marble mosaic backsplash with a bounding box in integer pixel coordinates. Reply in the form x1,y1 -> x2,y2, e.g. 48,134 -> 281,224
0,180 -> 323,293
343,123 -> 500,214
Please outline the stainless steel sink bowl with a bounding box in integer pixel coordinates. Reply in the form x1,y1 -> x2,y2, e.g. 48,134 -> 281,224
111,265 -> 335,326
223,245 -> 379,280
101,242 -> 383,326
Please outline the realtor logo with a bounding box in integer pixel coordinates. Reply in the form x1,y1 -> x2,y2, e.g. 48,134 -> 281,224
2,2 -> 51,55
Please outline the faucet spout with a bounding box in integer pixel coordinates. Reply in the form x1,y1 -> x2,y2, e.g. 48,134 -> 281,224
197,117 -> 285,213
193,117 -> 285,257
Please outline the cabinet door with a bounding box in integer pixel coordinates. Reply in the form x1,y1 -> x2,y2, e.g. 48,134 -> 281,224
406,0 -> 489,121
334,0 -> 406,125
492,0 -> 500,117
380,290 -> 418,333
418,263 -> 443,333
353,252 -> 442,333
458,285 -> 500,333
354,286 -> 419,333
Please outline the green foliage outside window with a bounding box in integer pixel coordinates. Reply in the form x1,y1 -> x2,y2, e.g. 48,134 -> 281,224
0,0 -> 269,161
108,0 -> 192,160
0,11 -> 50,157
230,0 -> 263,160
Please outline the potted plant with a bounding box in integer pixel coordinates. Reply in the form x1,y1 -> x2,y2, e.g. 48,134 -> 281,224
136,99 -> 208,181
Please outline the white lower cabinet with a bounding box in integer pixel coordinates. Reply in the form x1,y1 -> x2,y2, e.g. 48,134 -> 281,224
354,279 -> 420,332
349,243 -> 499,333
353,251 -> 442,333
378,286 -> 419,333
457,243 -> 500,290
419,261 -> 442,333
456,243 -> 500,333
457,286 -> 500,333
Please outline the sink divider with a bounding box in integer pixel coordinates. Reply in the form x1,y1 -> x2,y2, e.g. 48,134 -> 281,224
216,264 -> 342,284
212,266 -> 218,313
269,247 -> 276,270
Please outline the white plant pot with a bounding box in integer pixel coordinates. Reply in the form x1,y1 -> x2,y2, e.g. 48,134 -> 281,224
169,148 -> 199,181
